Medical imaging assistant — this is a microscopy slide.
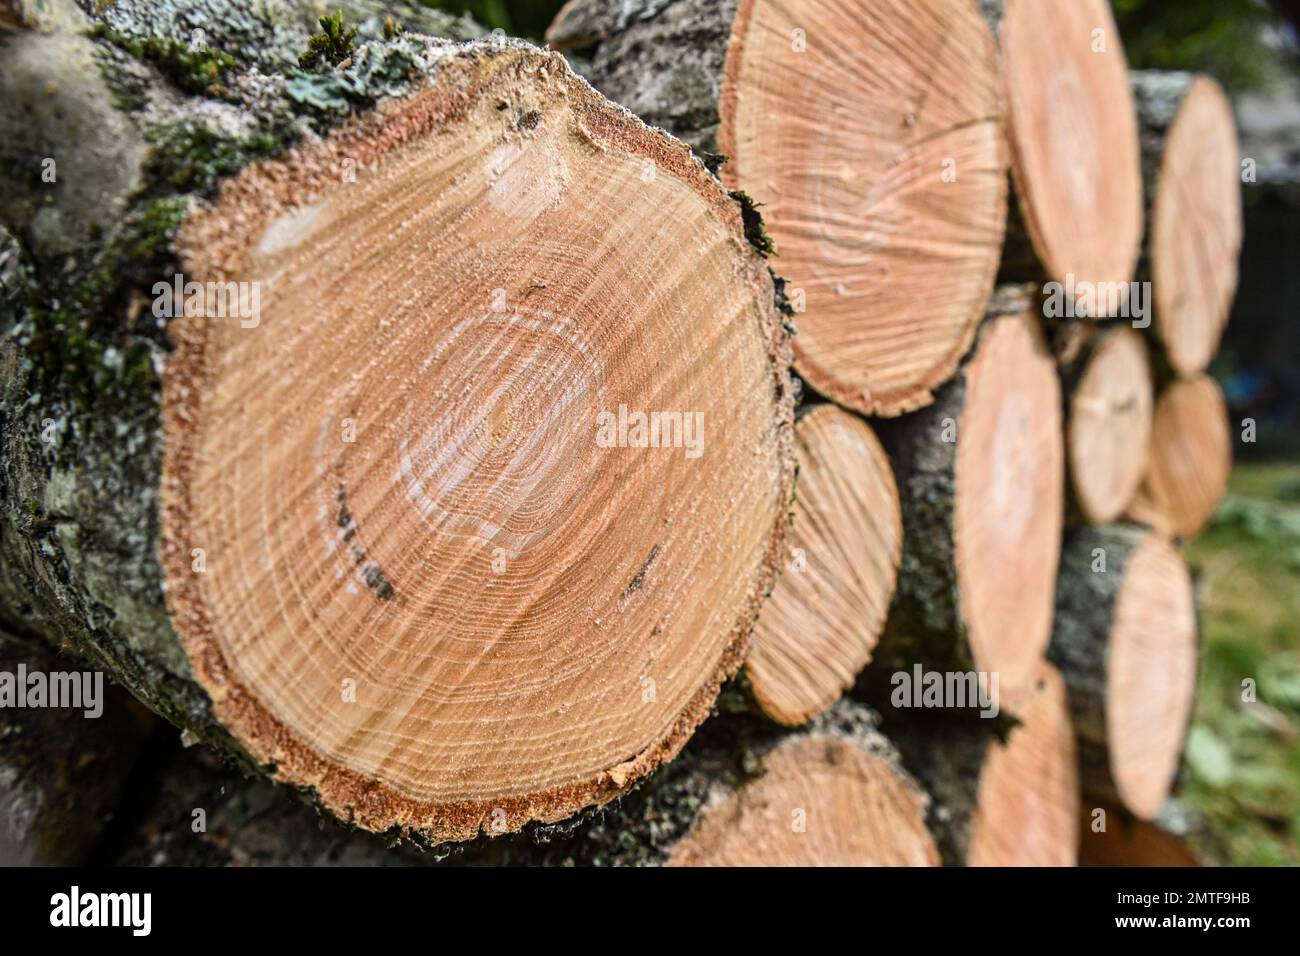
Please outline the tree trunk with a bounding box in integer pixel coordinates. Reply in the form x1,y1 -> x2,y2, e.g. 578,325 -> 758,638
870,285 -> 1063,709
1059,324 -> 1155,524
746,404 -> 901,727
1048,525 -> 1199,820
981,0 -> 1143,299
881,663 -> 1079,866
0,0 -> 796,845
1132,70 -> 1243,377
1126,375 -> 1233,538
470,701 -> 940,866
0,628 -> 148,865
549,0 -> 1008,417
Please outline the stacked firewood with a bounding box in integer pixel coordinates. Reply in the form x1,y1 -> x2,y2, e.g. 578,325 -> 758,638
0,0 -> 1240,865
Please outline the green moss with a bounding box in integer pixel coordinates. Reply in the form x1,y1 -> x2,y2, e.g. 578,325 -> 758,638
89,25 -> 238,96
299,11 -> 359,70
144,123 -> 287,197
286,37 -> 430,117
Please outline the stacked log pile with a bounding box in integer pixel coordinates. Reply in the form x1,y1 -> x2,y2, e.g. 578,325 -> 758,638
0,0 -> 1242,866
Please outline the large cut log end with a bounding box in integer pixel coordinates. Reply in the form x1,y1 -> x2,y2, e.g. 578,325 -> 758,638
153,42 -> 796,843
1052,526 -> 1199,820
665,709 -> 940,867
876,287 -> 1063,707
749,405 -> 902,726
999,0 -> 1144,291
967,664 -> 1080,866
1105,533 -> 1198,818
1135,72 -> 1243,376
953,296 -> 1064,703
720,0 -> 1007,416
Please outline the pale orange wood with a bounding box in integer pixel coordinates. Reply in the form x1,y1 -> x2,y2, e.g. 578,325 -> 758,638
1149,78 -> 1243,377
954,305 -> 1064,707
1067,327 -> 1155,523
719,0 -> 1007,416
1106,533 -> 1198,819
999,0 -> 1144,293
161,46 -> 795,842
749,405 -> 902,726
667,733 -> 939,867
1127,375 -> 1232,538
967,664 -> 1080,866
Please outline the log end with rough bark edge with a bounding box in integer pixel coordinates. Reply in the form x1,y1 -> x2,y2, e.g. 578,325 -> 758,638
1127,375 -> 1232,539
872,286 -> 1063,708
719,0 -> 1007,417
1051,526 -> 1198,820
666,729 -> 937,866
1135,72 -> 1243,377
998,0 -> 1143,292
153,41 -> 796,843
881,662 -> 1078,866
749,405 -> 902,726
1104,533 -> 1198,818
952,294 -> 1063,704
1066,326 -> 1154,524
965,663 -> 1079,866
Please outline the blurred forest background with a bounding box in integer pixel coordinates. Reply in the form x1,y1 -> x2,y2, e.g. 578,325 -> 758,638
422,0 -> 1300,864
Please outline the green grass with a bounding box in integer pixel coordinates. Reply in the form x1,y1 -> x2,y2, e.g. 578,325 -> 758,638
1181,463 -> 1300,866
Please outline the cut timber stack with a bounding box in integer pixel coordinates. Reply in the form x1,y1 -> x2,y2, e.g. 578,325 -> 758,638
1132,71 -> 1243,378
550,0 -> 1007,416
872,285 -> 1064,709
1127,375 -> 1233,539
882,663 -> 1079,866
0,2 -> 796,844
1059,326 -> 1155,524
747,404 -> 901,726
1049,526 -> 1199,820
981,0 -> 1144,296
0,0 -> 1247,869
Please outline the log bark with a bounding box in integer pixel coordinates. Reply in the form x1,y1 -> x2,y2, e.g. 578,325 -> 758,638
470,701 -> 940,866
870,285 -> 1063,709
881,663 -> 1079,866
1132,70 -> 1243,378
1126,375 -> 1232,538
111,740 -> 440,866
1059,324 -> 1155,524
747,404 -> 902,726
0,628 -> 147,865
980,0 -> 1144,297
549,0 -> 1007,417
0,0 -> 796,845
1048,525 -> 1198,820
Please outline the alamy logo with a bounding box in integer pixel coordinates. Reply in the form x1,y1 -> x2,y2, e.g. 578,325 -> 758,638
595,404 -> 704,460
890,664 -> 1000,718
152,273 -> 261,328
50,886 -> 151,936
1042,274 -> 1151,327
0,664 -> 103,718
